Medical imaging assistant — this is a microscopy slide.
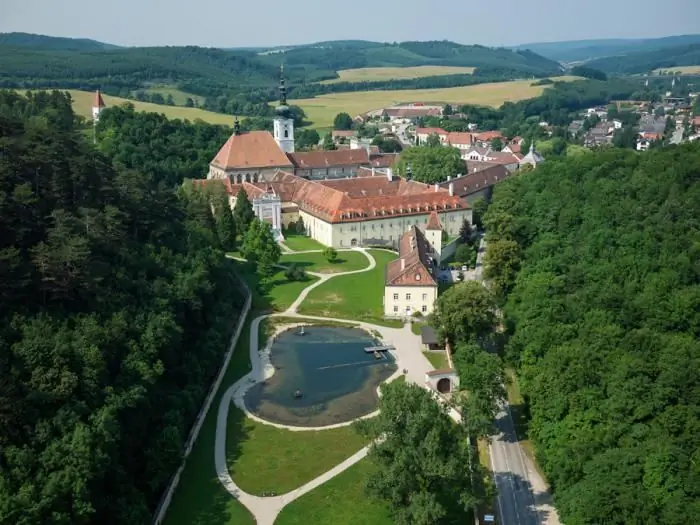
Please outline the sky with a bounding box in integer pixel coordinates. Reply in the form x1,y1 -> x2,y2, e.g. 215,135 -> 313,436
2,0 -> 700,48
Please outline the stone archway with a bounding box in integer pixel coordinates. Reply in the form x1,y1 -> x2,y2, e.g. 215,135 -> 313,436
436,377 -> 451,394
351,238 -> 358,246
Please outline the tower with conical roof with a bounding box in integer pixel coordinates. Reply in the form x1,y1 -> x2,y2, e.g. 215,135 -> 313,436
273,64 -> 295,153
92,90 -> 106,122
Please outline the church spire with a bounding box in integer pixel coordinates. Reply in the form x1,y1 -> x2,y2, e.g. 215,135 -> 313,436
279,63 -> 287,106
233,117 -> 241,135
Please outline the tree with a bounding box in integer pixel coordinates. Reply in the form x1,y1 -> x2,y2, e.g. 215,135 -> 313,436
322,133 -> 337,151
471,198 -> 488,229
213,189 -> 236,252
490,137 -> 503,151
323,246 -> 338,263
456,245 -> 473,265
233,188 -> 255,233
612,125 -> 638,149
654,106 -> 665,118
459,218 -> 473,244
333,112 -> 353,130
483,239 -> 521,299
443,104 -> 453,116
426,133 -> 442,148
453,342 -> 505,438
166,94 -> 175,106
371,136 -> 402,153
295,128 -> 320,150
295,216 -> 306,234
430,281 -> 497,346
184,97 -> 194,108
356,381 -> 485,525
240,219 -> 281,279
284,263 -> 307,281
396,146 -> 464,184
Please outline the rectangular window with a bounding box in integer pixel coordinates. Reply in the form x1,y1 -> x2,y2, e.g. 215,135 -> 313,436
422,293 -> 427,300
393,305 -> 398,312
393,293 -> 399,300
422,305 -> 428,313
406,293 -> 411,300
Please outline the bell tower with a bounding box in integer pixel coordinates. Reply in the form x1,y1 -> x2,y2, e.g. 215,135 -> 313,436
273,64 -> 295,153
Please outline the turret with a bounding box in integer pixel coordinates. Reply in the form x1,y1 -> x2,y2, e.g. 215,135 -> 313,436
273,64 -> 295,153
92,90 -> 106,122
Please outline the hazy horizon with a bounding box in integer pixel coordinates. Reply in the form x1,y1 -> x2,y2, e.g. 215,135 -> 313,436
2,0 -> 700,49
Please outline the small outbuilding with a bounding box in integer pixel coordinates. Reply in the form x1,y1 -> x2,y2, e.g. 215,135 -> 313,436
420,325 -> 443,351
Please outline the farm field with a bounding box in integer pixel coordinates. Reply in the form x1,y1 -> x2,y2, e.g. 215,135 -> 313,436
321,65 -> 475,84
34,89 -> 235,125
142,86 -> 206,106
291,76 -> 580,128
653,65 -> 700,75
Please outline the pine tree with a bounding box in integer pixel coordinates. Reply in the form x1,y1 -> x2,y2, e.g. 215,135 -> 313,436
233,188 -> 254,234
214,192 -> 236,252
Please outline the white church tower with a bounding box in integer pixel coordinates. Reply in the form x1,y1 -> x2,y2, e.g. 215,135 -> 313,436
273,65 -> 295,153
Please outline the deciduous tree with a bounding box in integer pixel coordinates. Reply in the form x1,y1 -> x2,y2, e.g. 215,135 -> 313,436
430,281 -> 497,347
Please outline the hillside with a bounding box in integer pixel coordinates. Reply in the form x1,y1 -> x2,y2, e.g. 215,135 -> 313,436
256,40 -> 563,76
487,143 -> 700,525
586,43 -> 700,74
516,34 -> 700,63
0,31 -> 118,50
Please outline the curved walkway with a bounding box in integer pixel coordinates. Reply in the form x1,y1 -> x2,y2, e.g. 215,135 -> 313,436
215,247 -> 433,524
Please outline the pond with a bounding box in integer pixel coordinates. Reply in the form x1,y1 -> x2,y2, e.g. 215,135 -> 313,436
244,325 -> 397,427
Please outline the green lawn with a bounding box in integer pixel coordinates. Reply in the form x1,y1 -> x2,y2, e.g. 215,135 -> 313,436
237,262 -> 318,312
274,459 -> 393,525
279,251 -> 369,273
163,321 -> 255,525
423,350 -> 449,370
410,321 -> 425,335
227,409 -> 368,495
298,250 -> 403,327
282,232 -> 327,252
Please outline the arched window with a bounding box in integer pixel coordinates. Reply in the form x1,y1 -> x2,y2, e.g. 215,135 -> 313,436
284,128 -> 289,138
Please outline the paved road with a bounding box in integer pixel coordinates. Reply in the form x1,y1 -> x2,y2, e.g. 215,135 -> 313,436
472,238 -> 560,525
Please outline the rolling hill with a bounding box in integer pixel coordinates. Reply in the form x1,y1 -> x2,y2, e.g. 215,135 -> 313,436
585,43 -> 700,74
0,31 -> 119,50
515,34 -> 700,64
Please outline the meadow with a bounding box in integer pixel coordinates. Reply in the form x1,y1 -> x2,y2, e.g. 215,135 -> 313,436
654,65 -> 700,75
320,65 -> 475,84
291,76 -> 580,128
142,86 -> 206,106
52,89 -> 235,125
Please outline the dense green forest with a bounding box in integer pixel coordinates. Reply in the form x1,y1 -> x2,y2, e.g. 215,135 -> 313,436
587,43 -> 700,74
515,33 -> 700,63
0,90 -> 246,524
0,33 -> 563,117
484,144 -> 700,524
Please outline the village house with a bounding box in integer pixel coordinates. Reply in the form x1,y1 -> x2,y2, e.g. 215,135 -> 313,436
331,129 -> 358,144
383,214 -> 442,318
438,164 -> 511,205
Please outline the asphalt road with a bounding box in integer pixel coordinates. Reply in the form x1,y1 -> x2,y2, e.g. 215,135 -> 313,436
489,405 -> 541,525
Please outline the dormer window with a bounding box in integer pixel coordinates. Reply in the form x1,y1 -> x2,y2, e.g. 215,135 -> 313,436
415,274 -> 421,281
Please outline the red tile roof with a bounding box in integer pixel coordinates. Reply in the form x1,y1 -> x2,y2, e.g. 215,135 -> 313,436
415,127 -> 447,136
331,130 -> 358,138
439,165 -> 510,197
475,131 -> 503,142
94,90 -> 105,108
211,131 -> 293,170
485,151 -> 521,165
426,211 -> 442,230
385,226 -> 438,287
288,149 -> 370,169
370,153 -> 400,168
446,132 -> 475,146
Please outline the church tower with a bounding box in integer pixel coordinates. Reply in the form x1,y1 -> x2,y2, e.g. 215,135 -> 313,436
273,65 -> 295,153
92,90 -> 106,122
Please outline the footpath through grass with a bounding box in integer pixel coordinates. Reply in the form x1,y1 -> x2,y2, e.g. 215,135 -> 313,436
274,459 -> 393,525
279,250 -> 369,273
163,320 -> 255,525
298,250 -> 402,327
237,262 -> 318,312
227,412 -> 367,495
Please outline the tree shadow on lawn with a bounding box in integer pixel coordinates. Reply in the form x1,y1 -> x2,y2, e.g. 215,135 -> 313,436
280,258 -> 350,269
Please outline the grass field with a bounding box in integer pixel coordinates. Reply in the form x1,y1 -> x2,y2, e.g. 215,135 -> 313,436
298,250 -> 402,327
227,410 -> 367,495
291,76 -> 580,128
274,459 -> 393,525
164,320 -> 255,525
281,232 -> 327,251
321,66 -> 475,84
654,65 -> 700,75
142,86 -> 206,106
279,251 -> 369,273
423,350 -> 449,370
237,264 -> 318,312
43,89 -> 235,125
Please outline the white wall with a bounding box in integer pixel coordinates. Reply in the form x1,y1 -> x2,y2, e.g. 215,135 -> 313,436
384,285 -> 438,317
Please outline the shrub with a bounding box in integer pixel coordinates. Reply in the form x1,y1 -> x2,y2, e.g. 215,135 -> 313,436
323,247 -> 338,263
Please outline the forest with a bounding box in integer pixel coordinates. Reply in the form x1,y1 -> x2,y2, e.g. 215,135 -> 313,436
587,42 -> 700,74
483,144 -> 700,524
0,90 -> 247,524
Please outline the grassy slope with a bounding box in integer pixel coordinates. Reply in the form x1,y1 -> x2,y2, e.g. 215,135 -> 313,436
291,76 -> 579,128
54,89 -> 235,125
274,459 -> 393,525
227,412 -> 367,495
281,232 -> 327,251
321,65 -> 475,84
143,86 -> 206,106
423,350 -> 449,369
653,65 -> 700,74
279,251 -> 369,273
298,250 -> 401,327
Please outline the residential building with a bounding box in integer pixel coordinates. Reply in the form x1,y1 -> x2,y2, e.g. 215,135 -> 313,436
438,164 -> 510,205
383,217 -> 441,317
